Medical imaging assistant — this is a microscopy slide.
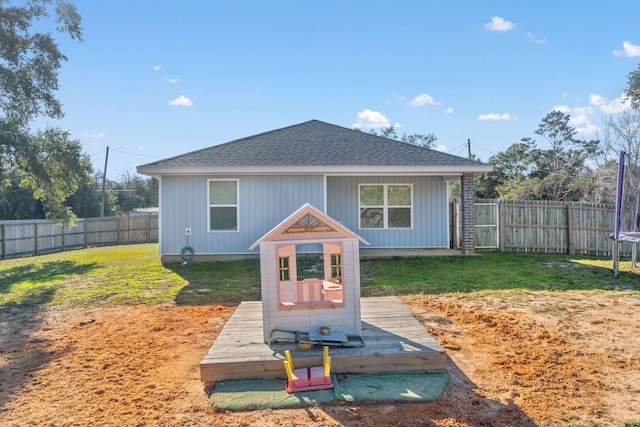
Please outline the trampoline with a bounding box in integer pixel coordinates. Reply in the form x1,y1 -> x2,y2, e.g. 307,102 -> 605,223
611,151 -> 640,277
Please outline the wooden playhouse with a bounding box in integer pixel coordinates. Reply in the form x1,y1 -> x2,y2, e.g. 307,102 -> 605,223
249,203 -> 369,342
199,203 -> 447,383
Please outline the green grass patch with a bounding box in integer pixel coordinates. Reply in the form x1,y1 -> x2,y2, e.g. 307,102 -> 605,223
359,251 -> 640,296
1,245 -> 638,313
168,258 -> 261,305
0,244 -> 186,311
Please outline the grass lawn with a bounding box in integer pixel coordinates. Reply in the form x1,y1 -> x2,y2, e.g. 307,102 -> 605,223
0,243 -> 638,312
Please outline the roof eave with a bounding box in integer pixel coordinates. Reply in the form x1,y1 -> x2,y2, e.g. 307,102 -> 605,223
137,164 -> 493,176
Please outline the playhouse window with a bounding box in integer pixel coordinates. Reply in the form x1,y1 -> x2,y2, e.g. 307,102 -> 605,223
359,184 -> 412,229
279,256 -> 290,281
208,180 -> 238,231
330,254 -> 341,280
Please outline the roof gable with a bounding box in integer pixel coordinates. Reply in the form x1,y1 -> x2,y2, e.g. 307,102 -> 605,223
138,120 -> 491,173
249,203 -> 369,250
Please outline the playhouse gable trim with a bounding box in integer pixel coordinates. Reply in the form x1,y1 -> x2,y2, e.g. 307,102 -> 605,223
249,203 -> 369,250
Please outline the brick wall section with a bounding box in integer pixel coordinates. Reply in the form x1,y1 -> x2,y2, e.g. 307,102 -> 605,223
460,173 -> 475,255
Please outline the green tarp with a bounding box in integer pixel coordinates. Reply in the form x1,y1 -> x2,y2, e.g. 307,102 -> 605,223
210,371 -> 449,411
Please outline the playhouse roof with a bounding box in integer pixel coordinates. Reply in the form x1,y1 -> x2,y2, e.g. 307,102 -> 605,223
249,203 -> 369,250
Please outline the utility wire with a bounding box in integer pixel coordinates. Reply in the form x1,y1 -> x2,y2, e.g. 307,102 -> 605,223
108,148 -> 163,159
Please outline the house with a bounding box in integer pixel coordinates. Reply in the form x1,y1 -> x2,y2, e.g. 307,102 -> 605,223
136,120 -> 492,260
249,202 -> 368,341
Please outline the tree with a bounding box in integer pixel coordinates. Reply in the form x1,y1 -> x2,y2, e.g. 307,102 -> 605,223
108,173 -> 158,216
65,173 -> 103,218
476,138 -> 535,198
0,168 -> 44,219
368,127 -> 438,148
527,111 -> 598,201
477,112 -> 599,202
496,176 -> 541,200
533,110 -> 599,172
604,110 -> 640,167
0,0 -> 89,223
626,63 -> 640,111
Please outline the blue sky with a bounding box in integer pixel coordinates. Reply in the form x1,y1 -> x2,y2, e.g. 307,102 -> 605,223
49,1 -> 640,178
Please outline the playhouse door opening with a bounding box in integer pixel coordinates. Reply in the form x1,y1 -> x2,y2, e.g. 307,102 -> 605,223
276,243 -> 345,310
295,243 -> 323,282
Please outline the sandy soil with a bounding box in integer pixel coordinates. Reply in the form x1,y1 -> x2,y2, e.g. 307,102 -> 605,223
1,292 -> 639,426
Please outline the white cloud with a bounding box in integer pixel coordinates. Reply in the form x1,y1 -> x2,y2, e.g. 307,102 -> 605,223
613,41 -> 640,57
353,109 -> 392,129
552,104 -> 599,135
484,16 -> 515,31
169,95 -> 193,107
590,93 -> 631,114
166,78 -> 180,84
568,107 -> 591,128
578,122 -> 600,135
527,32 -> 546,44
409,93 -> 438,107
445,107 -> 454,114
436,145 -> 447,152
79,131 -> 105,139
477,113 -> 514,121
153,65 -> 163,71
552,104 -> 571,114
589,94 -> 606,106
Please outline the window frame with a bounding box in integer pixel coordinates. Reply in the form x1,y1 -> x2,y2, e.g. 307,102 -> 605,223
278,256 -> 290,282
358,183 -> 413,230
207,179 -> 240,232
330,253 -> 342,281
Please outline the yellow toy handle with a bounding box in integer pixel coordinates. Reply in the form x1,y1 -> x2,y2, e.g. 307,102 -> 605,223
284,360 -> 294,381
285,350 -> 294,369
324,356 -> 331,377
323,346 -> 331,377
284,350 -> 295,380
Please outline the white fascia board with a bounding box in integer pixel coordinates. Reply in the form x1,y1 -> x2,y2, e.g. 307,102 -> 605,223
137,164 -> 493,176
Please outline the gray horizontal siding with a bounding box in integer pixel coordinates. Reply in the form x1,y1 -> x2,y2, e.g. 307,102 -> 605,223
159,175 -> 325,255
327,176 -> 449,248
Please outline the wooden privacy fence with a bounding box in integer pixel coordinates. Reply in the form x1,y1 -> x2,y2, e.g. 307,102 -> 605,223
0,202 -> 632,259
0,215 -> 158,259
473,199 -> 633,255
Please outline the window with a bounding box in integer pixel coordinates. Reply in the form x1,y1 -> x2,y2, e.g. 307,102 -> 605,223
208,180 -> 238,231
330,254 -> 341,280
359,184 -> 412,229
279,256 -> 290,281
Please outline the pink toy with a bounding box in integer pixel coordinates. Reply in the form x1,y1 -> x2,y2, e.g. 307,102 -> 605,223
283,346 -> 333,393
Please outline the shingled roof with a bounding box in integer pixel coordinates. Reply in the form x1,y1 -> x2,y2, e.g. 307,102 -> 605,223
137,120 -> 491,175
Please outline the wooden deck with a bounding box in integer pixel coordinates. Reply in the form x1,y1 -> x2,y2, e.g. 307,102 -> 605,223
200,296 -> 447,382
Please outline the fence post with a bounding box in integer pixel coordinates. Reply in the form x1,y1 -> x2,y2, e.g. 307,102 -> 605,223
61,224 -> 66,252
34,222 -> 38,256
146,215 -> 151,243
1,224 -> 4,259
566,205 -> 572,254
498,201 -> 505,251
83,219 -> 88,248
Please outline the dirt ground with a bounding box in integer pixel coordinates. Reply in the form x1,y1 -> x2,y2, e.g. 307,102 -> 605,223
1,292 -> 639,426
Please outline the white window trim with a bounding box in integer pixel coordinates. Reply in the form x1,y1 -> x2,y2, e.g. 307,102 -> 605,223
207,178 -> 240,233
358,183 -> 413,230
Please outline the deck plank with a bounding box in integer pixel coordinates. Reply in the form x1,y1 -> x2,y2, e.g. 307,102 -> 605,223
200,296 -> 447,382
